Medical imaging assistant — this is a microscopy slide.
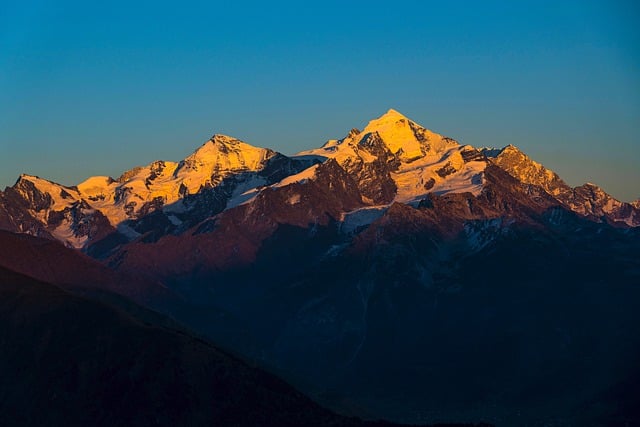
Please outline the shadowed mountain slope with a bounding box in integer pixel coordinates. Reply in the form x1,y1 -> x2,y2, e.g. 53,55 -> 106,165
0,266 -> 492,427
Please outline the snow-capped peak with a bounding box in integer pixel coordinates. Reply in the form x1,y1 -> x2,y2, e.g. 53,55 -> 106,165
14,174 -> 80,206
361,109 -> 458,162
187,134 -> 272,166
16,173 -> 60,187
295,110 -> 483,205
489,144 -> 568,196
176,135 -> 275,194
6,133 -> 295,242
376,108 -> 408,121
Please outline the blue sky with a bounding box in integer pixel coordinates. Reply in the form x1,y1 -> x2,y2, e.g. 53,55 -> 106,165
1,0 -> 638,200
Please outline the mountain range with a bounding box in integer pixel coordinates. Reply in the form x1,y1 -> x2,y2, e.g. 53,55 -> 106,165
1,109 -> 638,254
1,109 -> 639,426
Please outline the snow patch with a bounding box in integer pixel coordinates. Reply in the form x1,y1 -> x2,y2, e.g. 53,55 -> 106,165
50,223 -> 88,249
225,174 -> 268,209
273,165 -> 319,188
392,146 -> 487,204
340,206 -> 389,233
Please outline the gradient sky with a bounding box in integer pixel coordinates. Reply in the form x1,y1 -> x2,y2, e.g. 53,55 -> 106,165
1,0 -> 638,200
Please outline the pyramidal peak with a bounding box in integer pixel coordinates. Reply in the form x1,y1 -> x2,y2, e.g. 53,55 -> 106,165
361,109 -> 457,161
301,109 -> 459,165
381,108 -> 408,119
363,108 -> 411,131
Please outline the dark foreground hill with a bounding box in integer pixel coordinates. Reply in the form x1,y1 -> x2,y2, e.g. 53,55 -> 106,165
0,266 -> 491,427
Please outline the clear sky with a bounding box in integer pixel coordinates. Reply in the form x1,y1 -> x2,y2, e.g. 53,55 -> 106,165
1,0 -> 638,200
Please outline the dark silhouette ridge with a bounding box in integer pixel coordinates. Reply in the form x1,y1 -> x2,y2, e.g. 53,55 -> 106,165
0,266 -> 490,427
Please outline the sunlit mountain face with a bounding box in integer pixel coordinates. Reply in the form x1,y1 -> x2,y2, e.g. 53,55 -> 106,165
1,110 -> 639,426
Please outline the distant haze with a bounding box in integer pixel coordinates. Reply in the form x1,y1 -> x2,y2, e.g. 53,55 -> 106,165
1,1 -> 638,201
